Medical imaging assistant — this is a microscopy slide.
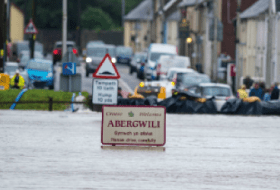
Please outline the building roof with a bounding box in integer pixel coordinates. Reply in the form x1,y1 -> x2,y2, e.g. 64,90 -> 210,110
163,0 -> 177,11
240,0 -> 269,19
178,0 -> 204,8
166,10 -> 181,21
124,0 -> 153,21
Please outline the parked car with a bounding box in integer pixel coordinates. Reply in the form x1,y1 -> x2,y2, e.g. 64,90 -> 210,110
86,40 -> 105,48
4,62 -> 29,88
85,44 -> 116,77
19,51 -> 44,69
188,83 -> 234,111
174,73 -> 211,91
130,52 -> 147,74
166,67 -> 196,81
144,43 -> 177,81
11,41 -> 44,62
116,46 -> 133,64
155,55 -> 191,80
26,59 -> 54,89
52,41 -> 78,65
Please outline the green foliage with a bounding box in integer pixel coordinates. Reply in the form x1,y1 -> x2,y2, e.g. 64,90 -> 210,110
12,0 -> 143,30
0,89 -> 89,110
81,7 -> 114,30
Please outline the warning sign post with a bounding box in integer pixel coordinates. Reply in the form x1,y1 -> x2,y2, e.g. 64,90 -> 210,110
92,54 -> 120,106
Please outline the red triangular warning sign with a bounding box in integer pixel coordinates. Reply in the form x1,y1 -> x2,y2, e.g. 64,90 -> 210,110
24,19 -> 39,34
93,54 -> 121,79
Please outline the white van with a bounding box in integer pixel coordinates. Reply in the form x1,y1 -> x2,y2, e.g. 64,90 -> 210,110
156,55 -> 191,80
144,43 -> 177,80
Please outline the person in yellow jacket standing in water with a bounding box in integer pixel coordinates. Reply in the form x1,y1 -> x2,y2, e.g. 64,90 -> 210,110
237,84 -> 248,99
10,70 -> 25,89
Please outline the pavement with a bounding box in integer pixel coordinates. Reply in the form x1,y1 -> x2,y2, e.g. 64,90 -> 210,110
1,110 -> 280,189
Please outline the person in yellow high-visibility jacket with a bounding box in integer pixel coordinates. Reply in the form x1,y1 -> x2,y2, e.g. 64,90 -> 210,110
10,70 -> 25,89
237,84 -> 248,99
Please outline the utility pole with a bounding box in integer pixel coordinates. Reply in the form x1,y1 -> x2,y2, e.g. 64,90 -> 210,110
161,0 -> 165,43
30,0 -> 36,59
235,0 -> 241,92
0,0 -> 5,73
3,0 -> 7,65
62,0 -> 67,58
266,0 -> 273,87
6,0 -> 10,62
77,0 -> 81,49
122,0 -> 125,27
211,0 -> 218,82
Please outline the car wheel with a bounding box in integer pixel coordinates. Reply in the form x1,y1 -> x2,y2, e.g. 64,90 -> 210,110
129,66 -> 133,75
86,71 -> 89,77
53,60 -> 56,65
137,71 -> 140,79
49,85 -> 54,90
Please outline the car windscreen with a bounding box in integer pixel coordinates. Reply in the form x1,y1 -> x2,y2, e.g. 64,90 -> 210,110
27,61 -> 52,71
56,44 -> 74,48
150,53 -> 175,62
87,47 -> 107,57
35,43 -> 43,52
108,48 -> 116,57
202,87 -> 231,97
133,54 -> 145,62
5,65 -> 18,73
177,74 -> 211,87
116,47 -> 133,56
17,43 -> 29,53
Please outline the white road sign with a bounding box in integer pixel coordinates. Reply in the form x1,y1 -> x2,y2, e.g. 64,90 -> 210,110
92,79 -> 118,105
101,106 -> 166,146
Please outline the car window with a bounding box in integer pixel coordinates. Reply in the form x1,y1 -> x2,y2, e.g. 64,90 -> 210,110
116,47 -> 133,56
108,48 -> 116,57
87,47 -> 106,57
5,66 -> 18,73
133,54 -> 145,62
177,74 -> 211,87
27,61 -> 52,71
17,43 -> 29,54
150,53 -> 174,62
56,44 -> 74,48
202,87 -> 231,97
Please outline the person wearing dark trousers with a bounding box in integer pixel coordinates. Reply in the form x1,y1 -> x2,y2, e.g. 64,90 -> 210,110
271,83 -> 279,100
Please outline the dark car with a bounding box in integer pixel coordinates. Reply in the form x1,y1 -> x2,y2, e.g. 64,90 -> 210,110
175,73 -> 211,90
85,44 -> 116,77
130,52 -> 147,74
116,46 -> 133,65
52,41 -> 78,65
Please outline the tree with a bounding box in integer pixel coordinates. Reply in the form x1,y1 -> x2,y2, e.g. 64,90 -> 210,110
81,7 -> 115,30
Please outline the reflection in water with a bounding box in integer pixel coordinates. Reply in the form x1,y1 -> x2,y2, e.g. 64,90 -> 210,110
101,146 -> 165,152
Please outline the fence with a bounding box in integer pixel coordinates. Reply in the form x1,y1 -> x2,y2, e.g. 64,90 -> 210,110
0,97 -> 87,111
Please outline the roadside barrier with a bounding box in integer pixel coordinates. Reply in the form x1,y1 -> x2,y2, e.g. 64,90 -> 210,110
1,98 -> 87,111
10,89 -> 28,110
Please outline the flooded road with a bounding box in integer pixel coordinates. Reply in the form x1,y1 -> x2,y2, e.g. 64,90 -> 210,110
1,110 -> 280,189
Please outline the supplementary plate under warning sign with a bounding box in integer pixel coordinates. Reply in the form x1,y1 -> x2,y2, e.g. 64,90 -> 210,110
93,54 -> 120,79
101,106 -> 166,146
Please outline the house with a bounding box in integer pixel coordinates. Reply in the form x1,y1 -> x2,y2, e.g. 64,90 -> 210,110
177,0 -> 223,76
124,0 -> 153,52
124,0 -> 182,52
238,0 -> 280,86
10,3 -> 25,43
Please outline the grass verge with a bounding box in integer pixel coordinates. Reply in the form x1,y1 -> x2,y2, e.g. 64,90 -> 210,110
0,89 -> 89,111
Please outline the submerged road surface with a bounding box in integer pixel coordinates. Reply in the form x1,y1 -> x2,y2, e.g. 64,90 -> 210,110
1,111 -> 280,189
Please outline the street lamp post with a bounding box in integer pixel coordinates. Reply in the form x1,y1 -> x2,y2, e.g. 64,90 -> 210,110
235,0 -> 242,93
62,0 -> 67,58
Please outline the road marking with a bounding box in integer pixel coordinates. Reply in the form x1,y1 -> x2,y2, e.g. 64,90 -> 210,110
119,78 -> 133,93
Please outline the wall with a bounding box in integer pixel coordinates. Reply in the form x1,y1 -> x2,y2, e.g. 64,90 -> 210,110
221,0 -> 258,59
10,4 -> 24,43
36,29 -> 123,53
